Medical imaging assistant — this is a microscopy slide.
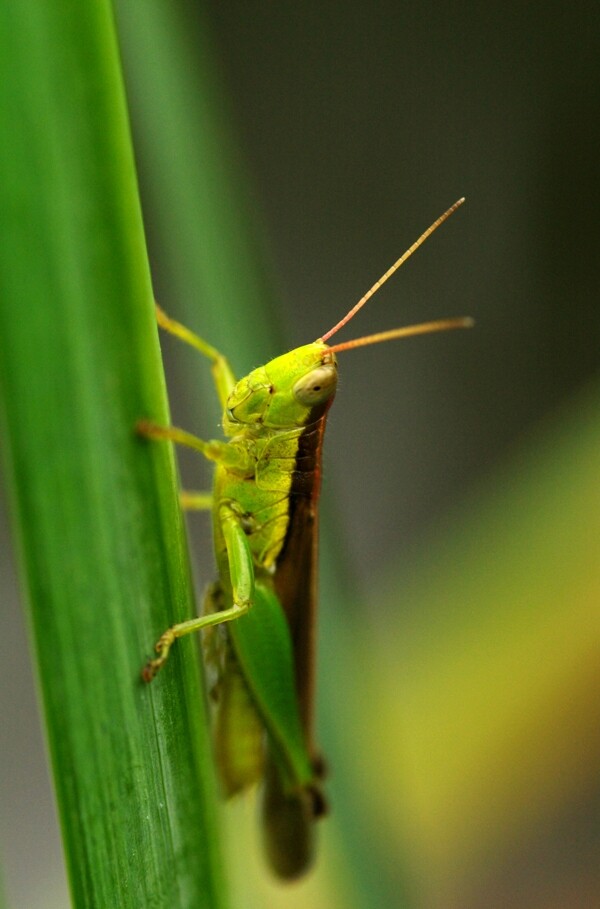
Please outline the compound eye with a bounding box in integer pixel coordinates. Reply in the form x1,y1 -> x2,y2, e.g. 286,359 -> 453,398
293,364 -> 337,407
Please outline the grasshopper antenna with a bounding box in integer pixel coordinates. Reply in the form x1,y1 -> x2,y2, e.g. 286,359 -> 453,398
326,316 -> 474,354
319,198 -> 466,344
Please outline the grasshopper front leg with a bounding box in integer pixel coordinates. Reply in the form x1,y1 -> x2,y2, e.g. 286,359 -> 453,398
136,421 -> 252,472
154,304 -> 236,409
142,499 -> 256,681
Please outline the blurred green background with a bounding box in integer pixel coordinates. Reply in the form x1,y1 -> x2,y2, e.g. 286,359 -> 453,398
1,1 -> 599,907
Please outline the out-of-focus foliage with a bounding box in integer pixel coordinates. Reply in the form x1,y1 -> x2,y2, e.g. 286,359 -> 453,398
330,381 -> 600,907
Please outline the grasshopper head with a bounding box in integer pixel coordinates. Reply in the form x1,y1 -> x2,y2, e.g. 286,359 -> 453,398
223,201 -> 472,434
224,342 -> 338,432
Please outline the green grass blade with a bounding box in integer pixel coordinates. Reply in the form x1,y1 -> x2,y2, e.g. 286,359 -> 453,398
0,4 -> 226,907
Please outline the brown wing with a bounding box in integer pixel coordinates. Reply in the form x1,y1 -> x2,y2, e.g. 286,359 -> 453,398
272,409 -> 329,755
263,409 -> 331,878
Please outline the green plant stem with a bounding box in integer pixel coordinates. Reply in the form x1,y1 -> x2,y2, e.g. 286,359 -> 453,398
0,3 -> 226,907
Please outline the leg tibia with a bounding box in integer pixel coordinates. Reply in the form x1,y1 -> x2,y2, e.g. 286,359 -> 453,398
155,304 -> 236,408
141,601 -> 250,682
136,420 -> 225,461
141,498 -> 257,682
136,419 -> 254,471
179,491 -> 213,510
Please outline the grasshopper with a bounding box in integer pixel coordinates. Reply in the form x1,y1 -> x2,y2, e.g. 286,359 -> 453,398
139,198 -> 471,878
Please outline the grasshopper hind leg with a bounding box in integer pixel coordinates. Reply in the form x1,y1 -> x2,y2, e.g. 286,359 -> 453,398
141,599 -> 250,681
141,501 -> 255,681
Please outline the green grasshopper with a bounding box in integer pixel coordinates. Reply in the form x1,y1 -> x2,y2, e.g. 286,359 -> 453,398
139,198 -> 471,879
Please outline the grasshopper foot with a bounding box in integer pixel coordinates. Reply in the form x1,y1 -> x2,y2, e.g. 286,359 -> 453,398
136,419 -> 166,440
141,629 -> 176,682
